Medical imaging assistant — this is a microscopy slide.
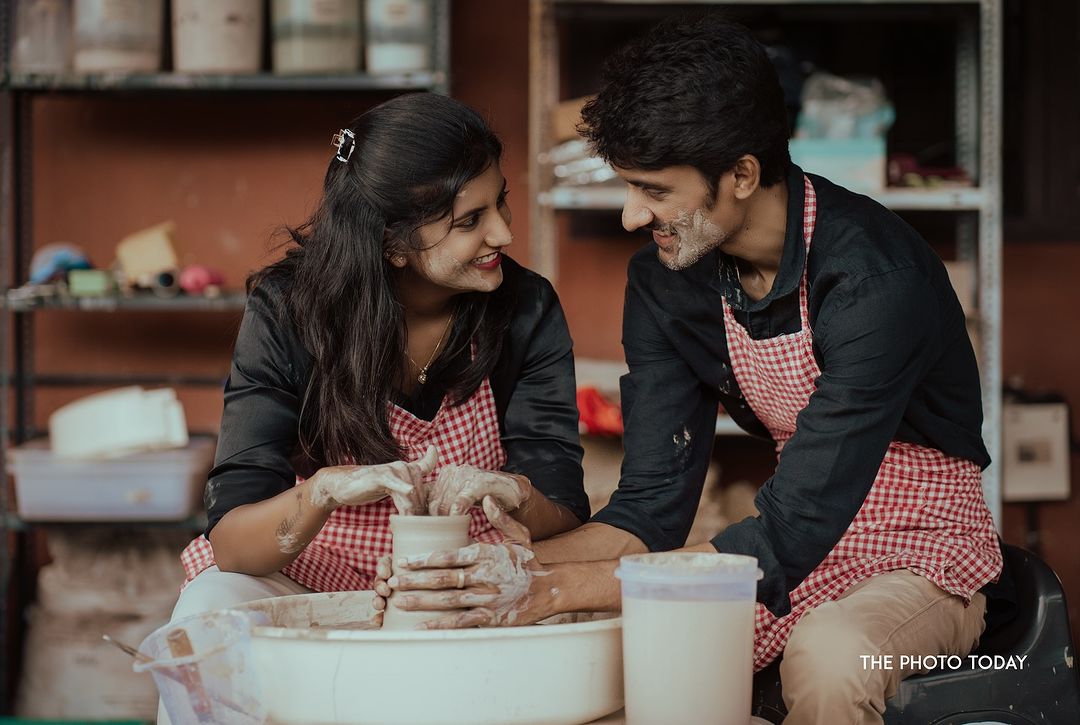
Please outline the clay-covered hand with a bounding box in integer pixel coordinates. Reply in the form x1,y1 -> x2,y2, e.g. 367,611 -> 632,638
426,464 -> 532,516
388,497 -> 552,628
372,553 -> 393,617
308,446 -> 437,515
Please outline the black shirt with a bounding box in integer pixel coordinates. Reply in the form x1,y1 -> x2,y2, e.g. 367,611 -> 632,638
203,256 -> 590,536
592,164 -> 991,617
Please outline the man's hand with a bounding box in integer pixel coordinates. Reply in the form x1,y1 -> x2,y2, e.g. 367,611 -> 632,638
382,497 -> 556,628
426,464 -> 532,517
308,445 -> 437,515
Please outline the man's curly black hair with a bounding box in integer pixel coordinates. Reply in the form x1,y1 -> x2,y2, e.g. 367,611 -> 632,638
579,14 -> 791,197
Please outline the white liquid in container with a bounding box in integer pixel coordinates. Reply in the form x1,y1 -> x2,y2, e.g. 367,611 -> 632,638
622,597 -> 755,725
616,552 -> 760,725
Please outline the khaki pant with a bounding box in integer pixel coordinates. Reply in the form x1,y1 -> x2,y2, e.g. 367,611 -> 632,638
779,569 -> 987,725
157,566 -> 311,725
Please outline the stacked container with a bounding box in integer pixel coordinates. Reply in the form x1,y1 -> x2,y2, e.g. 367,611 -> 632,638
12,0 -> 73,74
72,0 -> 163,73
364,0 -> 434,74
172,0 -> 264,74
272,0 -> 362,74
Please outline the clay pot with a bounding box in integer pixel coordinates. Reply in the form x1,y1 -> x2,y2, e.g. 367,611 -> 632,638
383,514 -> 470,630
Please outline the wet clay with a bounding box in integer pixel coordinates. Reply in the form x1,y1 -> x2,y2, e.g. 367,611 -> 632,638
655,207 -> 730,271
384,514 -> 471,629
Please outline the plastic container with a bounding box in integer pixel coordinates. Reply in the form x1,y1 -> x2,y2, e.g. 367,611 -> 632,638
789,137 -> 887,192
234,590 -> 623,725
73,0 -> 163,73
615,552 -> 761,725
272,0 -> 361,75
364,0 -> 434,74
172,0 -> 263,74
383,514 -> 470,629
12,0 -> 73,73
134,609 -> 265,725
7,437 -> 214,521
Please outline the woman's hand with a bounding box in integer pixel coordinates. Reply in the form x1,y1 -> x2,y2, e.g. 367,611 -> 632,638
383,497 -> 555,628
308,445 -> 437,515
426,464 -> 532,516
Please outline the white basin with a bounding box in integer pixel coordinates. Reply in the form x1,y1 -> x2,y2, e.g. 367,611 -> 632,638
232,591 -> 623,725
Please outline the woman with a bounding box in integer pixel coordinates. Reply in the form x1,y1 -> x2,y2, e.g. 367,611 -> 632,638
172,92 -> 588,621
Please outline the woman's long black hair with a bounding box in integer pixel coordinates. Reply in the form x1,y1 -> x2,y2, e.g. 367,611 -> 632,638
252,93 -> 514,467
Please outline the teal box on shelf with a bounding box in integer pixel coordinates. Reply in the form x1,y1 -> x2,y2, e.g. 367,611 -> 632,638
788,137 -> 886,192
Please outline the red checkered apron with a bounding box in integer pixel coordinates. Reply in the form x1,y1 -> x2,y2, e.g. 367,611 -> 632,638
180,377 -> 507,591
722,176 -> 1002,671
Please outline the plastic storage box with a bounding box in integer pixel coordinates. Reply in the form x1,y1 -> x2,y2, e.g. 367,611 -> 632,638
7,437 -> 215,521
788,137 -> 886,192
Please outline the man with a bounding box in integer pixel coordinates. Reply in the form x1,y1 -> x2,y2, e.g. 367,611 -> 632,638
384,15 -> 1005,724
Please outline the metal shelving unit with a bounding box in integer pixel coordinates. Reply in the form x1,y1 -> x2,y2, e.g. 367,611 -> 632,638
529,0 -> 1003,522
5,70 -> 446,93
4,289 -> 248,312
0,1 -> 451,712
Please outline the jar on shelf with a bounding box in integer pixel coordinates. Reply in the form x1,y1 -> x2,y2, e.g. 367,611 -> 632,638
12,0 -> 73,74
364,0 -> 434,75
72,0 -> 163,74
272,0 -> 361,75
172,0 -> 264,74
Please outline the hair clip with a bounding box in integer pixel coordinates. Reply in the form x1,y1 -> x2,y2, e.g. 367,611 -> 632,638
331,128 -> 356,163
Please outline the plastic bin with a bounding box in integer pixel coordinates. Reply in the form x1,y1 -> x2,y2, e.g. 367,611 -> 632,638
73,0 -> 164,73
135,610 -> 265,725
12,0 -> 73,73
789,137 -> 887,192
364,0 -> 434,74
615,552 -> 761,725
272,0 -> 361,75
172,0 -> 264,74
6,437 -> 214,521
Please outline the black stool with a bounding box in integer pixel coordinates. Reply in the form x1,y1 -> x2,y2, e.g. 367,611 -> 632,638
750,544 -> 1080,724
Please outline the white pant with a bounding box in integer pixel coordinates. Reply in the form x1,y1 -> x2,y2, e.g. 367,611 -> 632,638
156,566 -> 311,725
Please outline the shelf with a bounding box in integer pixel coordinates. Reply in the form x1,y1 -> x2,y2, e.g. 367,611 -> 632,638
576,357 -> 748,436
551,0 -> 984,4
2,511 -> 207,532
542,184 -> 988,211
4,289 -> 247,312
2,71 -> 447,94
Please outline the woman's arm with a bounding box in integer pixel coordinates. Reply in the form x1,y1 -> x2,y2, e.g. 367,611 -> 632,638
211,477 -> 331,575
213,453 -> 435,576
204,280 -> 431,575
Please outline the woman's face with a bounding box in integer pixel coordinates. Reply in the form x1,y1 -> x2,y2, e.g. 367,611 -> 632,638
402,163 -> 512,294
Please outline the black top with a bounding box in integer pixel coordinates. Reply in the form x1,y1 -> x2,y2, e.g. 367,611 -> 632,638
592,164 -> 994,617
203,256 -> 589,536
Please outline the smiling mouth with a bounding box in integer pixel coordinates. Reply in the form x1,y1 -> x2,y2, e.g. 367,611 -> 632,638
652,230 -> 677,251
473,251 -> 499,264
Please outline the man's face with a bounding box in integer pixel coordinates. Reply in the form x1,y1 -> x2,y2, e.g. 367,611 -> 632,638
614,165 -> 733,271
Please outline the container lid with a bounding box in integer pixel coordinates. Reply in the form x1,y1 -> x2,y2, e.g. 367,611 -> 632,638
7,435 -> 214,463
615,552 -> 762,584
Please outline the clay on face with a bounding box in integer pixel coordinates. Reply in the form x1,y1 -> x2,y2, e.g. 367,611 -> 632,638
654,207 -> 730,271
409,164 -> 510,293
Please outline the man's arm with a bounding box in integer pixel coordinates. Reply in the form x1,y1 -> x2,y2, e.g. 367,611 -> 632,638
570,257 -> 718,560
534,522 -> 647,563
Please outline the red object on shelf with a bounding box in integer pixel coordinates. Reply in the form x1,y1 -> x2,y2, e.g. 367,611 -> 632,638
178,264 -> 226,295
577,386 -> 624,436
